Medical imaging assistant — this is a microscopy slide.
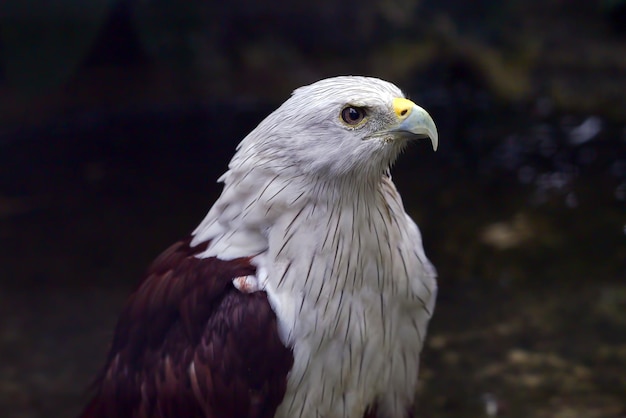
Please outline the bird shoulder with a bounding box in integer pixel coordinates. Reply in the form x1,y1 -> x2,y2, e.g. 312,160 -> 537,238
82,237 -> 293,418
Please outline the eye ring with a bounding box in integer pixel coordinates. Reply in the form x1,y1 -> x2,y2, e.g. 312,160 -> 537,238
340,106 -> 367,126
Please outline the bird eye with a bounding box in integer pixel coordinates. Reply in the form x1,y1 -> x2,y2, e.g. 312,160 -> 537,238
341,106 -> 366,126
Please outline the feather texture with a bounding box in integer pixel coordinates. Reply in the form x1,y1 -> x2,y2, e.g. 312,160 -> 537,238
81,237 -> 293,418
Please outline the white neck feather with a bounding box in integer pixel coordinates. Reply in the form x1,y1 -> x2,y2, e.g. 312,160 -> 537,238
191,154 -> 389,260
191,160 -> 436,418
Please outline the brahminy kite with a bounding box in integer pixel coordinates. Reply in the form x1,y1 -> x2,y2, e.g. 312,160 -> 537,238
81,76 -> 439,418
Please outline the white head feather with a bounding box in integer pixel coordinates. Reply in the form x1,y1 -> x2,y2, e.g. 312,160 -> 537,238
192,76 -> 437,259
232,76 -> 435,180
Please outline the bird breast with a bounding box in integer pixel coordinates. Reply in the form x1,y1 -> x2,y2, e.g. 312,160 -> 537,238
193,167 -> 436,418
256,176 -> 436,418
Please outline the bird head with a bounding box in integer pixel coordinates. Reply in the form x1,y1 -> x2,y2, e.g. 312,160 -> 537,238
234,76 -> 438,181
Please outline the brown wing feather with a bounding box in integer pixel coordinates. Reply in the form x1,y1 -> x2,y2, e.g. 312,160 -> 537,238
81,237 -> 293,418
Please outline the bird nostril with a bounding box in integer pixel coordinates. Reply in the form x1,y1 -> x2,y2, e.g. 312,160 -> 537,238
400,109 -> 408,116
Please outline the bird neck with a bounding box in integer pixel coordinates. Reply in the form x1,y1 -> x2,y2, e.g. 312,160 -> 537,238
190,164 -> 400,262
190,162 -> 431,356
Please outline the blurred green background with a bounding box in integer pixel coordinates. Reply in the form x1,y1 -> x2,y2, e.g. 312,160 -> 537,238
0,0 -> 624,417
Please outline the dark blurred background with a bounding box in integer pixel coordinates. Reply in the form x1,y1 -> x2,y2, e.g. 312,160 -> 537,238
0,0 -> 625,417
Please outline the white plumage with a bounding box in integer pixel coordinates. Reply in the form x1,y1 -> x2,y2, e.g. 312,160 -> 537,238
192,76 -> 438,418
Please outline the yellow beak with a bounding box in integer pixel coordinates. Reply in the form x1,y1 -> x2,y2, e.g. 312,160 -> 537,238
391,97 -> 439,151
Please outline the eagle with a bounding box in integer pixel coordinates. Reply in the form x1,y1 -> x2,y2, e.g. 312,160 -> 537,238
80,76 -> 439,418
